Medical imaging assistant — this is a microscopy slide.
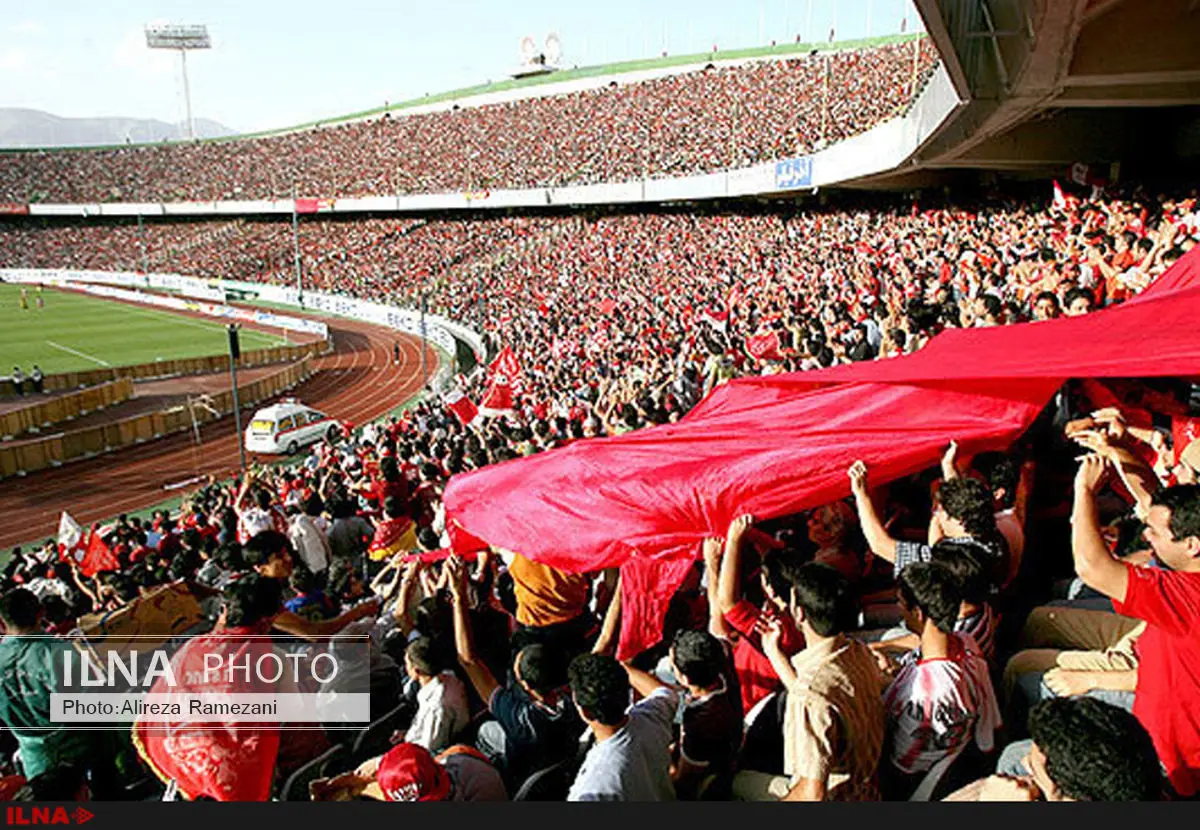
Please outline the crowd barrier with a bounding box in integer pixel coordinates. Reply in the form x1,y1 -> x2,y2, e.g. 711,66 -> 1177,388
0,378 -> 134,439
0,340 -> 329,397
0,358 -> 313,479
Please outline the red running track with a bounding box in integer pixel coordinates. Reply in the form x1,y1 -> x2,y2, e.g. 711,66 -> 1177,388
0,313 -> 436,550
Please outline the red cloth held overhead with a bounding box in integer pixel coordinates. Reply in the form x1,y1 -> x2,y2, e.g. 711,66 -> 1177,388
444,248 -> 1200,659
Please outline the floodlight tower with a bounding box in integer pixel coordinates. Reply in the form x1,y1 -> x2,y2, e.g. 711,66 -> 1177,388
145,24 -> 211,140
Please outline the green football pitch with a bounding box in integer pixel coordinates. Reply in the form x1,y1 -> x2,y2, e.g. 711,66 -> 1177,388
0,283 -> 288,375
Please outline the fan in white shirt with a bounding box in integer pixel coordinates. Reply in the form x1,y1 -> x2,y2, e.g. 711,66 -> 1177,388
401,636 -> 470,754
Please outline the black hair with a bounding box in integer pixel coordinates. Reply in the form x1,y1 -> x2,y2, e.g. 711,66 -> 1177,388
330,498 -> 356,520
214,543 -> 245,571
1063,287 -> 1094,310
416,527 -> 440,552
568,653 -> 630,726
980,294 -> 1002,318
414,594 -> 452,639
40,594 -> 73,627
289,565 -> 323,595
496,570 -> 517,617
1150,484 -> 1200,541
405,635 -> 443,677
0,587 -> 41,630
516,643 -> 568,694
325,559 -> 359,601
670,629 -> 726,689
383,495 -> 406,520
937,478 -> 1001,540
929,540 -> 993,607
1028,697 -> 1162,801
971,451 -> 1019,509
168,551 -> 200,582
304,493 -> 324,517
242,531 -> 292,568
1033,291 -> 1060,311
783,562 -> 857,636
760,547 -> 798,603
897,561 -> 961,633
222,573 -> 283,627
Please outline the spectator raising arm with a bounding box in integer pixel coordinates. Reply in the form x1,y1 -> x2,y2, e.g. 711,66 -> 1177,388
445,554 -> 501,704
848,461 -> 898,563
272,596 -> 380,640
702,537 -> 732,641
1071,455 -> 1129,602
592,573 -> 622,656
716,514 -> 755,616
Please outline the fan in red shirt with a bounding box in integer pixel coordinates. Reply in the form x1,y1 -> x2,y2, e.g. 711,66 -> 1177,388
353,456 -> 411,517
709,516 -> 804,717
1071,456 -> 1200,799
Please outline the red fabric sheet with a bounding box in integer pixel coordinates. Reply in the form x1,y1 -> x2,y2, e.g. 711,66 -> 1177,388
444,247 -> 1200,658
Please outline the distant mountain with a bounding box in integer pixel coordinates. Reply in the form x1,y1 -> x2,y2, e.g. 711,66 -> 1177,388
0,108 -> 238,148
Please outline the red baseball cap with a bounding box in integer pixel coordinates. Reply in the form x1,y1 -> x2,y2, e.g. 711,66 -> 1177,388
376,744 -> 451,802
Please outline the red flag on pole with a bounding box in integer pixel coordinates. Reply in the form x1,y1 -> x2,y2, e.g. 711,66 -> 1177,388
444,389 -> 479,427
294,198 -> 321,215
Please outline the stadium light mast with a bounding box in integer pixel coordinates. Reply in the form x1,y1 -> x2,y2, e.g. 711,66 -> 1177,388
145,24 -> 211,141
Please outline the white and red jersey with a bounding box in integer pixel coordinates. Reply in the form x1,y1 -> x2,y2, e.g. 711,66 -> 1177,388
883,632 -> 1001,775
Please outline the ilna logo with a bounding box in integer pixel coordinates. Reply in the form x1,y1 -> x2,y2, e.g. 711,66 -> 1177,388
4,807 -> 93,825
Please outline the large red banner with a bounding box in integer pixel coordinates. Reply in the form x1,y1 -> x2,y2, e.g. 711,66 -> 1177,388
445,248 -> 1200,658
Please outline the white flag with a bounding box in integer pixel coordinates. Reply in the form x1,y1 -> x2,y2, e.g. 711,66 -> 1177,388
57,511 -> 82,553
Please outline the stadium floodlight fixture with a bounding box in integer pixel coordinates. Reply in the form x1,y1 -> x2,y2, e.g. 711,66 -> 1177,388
145,24 -> 211,141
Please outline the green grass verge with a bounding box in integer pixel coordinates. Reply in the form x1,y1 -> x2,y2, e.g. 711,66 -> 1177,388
0,284 -> 286,375
1,33 -> 922,158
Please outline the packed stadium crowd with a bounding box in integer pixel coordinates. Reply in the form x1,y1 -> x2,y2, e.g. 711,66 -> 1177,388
4,182 -> 1198,418
0,40 -> 935,204
1,177 -> 1200,802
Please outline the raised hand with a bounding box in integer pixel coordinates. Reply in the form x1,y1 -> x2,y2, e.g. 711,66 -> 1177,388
728,514 -> 755,540
848,460 -> 869,495
941,439 -> 960,479
1074,454 -> 1113,495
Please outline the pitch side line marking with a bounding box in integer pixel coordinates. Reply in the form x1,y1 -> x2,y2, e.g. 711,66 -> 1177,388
44,340 -> 111,367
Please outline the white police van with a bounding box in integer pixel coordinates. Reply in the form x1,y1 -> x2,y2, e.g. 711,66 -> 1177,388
244,399 -> 339,455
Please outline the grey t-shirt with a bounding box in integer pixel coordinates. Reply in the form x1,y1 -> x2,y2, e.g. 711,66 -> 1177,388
445,752 -> 509,801
567,687 -> 678,802
328,515 -> 374,560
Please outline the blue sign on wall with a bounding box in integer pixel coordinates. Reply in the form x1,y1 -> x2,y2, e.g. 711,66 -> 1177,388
774,156 -> 814,190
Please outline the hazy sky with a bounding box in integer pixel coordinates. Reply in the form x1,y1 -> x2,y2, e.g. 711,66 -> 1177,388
1,0 -> 923,134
